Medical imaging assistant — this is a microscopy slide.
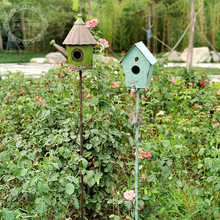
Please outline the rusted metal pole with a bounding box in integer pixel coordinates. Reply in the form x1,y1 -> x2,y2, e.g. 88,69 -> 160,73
79,70 -> 84,220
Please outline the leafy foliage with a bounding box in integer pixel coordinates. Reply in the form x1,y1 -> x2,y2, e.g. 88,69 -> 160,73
0,57 -> 220,219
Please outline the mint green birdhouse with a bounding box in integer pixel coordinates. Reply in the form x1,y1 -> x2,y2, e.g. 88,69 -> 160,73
121,41 -> 157,89
62,14 -> 96,71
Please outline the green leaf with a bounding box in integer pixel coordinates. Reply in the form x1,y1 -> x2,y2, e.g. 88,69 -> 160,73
28,153 -> 35,161
161,166 -> 171,179
37,200 -> 46,214
147,174 -> 156,182
198,164 -> 203,169
138,200 -> 144,208
64,149 -> 71,158
88,179 -> 96,187
94,174 -> 101,184
3,208 -> 15,220
90,136 -> 100,147
85,144 -> 92,150
60,198 -> 68,205
11,188 -> 18,197
162,140 -> 170,148
176,180 -> 183,187
207,177 -> 212,183
74,198 -> 79,209
66,183 -> 75,195
52,163 -> 59,170
87,170 -> 94,180
50,173 -> 59,181
38,182 -> 49,194
20,169 -> 28,177
199,148 -> 205,156
114,216 -> 120,220
58,146 -> 64,155
124,200 -> 132,209
82,158 -> 88,168
204,158 -> 212,169
156,160 -> 165,168
91,129 -> 99,135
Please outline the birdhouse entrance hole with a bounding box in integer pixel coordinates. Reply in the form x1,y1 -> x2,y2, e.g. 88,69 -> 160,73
131,65 -> 140,74
71,49 -> 84,62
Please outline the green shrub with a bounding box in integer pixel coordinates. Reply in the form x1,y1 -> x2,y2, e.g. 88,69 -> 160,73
0,57 -> 219,219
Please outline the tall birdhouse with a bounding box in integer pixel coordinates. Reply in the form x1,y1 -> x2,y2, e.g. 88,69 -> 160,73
63,14 -> 96,71
121,41 -> 157,89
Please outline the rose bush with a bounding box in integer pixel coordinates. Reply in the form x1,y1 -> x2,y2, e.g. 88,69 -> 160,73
0,55 -> 219,219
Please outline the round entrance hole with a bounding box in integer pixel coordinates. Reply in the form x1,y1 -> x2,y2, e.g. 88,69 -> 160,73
131,65 -> 140,74
71,49 -> 84,62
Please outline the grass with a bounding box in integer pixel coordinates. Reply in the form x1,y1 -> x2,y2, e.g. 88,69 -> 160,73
165,67 -> 220,76
0,51 -> 47,63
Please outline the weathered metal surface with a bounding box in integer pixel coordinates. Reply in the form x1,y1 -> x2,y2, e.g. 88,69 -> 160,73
121,41 -> 157,89
68,65 -> 91,71
50,39 -> 67,58
135,89 -> 140,220
63,15 -> 96,45
79,70 -> 84,220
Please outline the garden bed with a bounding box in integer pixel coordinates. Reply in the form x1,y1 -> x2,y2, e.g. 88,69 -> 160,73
0,58 -> 219,219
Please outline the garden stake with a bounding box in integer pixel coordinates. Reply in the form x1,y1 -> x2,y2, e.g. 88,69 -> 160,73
120,41 -> 157,220
50,14 -> 96,220
135,89 -> 140,220
79,69 -> 84,220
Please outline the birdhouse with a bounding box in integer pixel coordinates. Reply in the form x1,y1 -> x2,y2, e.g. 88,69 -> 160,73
62,14 -> 96,71
120,41 -> 157,89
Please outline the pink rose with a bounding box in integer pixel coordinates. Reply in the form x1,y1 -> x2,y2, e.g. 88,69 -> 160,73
36,100 -> 42,105
86,19 -> 99,29
20,88 -> 25,95
141,173 -> 147,179
98,38 -> 109,48
110,81 -> 120,88
123,190 -> 135,201
143,152 -> 152,160
146,87 -> 150,91
200,81 -> 206,87
141,96 -> 147,101
168,116 -> 172,120
171,78 -> 175,84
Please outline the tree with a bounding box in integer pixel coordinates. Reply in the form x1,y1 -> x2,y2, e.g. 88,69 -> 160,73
186,0 -> 195,70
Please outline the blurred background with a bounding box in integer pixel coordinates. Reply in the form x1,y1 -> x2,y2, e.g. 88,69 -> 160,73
0,0 -> 220,63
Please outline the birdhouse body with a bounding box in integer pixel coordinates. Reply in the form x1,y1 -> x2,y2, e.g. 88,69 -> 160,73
66,45 -> 93,69
121,41 -> 157,89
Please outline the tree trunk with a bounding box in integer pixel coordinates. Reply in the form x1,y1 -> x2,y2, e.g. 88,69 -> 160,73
0,26 -> 3,51
186,0 -> 195,70
86,0 -> 92,17
79,0 -> 83,14
147,1 -> 152,49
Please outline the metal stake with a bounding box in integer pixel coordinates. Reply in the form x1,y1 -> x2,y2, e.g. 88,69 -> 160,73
135,89 -> 140,220
79,70 -> 84,220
